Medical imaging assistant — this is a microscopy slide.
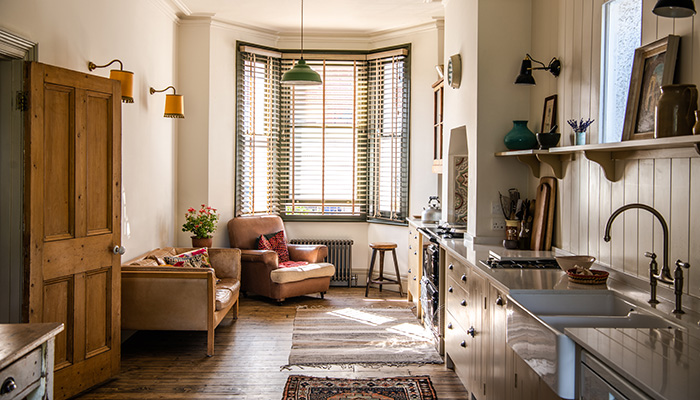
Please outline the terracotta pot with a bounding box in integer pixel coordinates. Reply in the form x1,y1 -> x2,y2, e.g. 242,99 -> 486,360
191,237 -> 213,248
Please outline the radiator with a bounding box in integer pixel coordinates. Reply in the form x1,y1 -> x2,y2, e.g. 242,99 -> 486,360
289,239 -> 354,287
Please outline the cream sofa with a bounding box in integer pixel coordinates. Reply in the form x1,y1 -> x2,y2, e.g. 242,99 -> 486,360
121,247 -> 241,356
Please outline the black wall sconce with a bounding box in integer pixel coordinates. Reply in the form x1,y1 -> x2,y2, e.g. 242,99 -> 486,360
514,54 -> 561,85
653,0 -> 696,18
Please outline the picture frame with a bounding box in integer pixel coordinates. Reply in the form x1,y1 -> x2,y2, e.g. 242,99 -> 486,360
622,35 -> 680,141
541,94 -> 557,133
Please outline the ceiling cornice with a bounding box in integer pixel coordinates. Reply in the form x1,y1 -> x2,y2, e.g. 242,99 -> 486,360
148,0 -> 185,23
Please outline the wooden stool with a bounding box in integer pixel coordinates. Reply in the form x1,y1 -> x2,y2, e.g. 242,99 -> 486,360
365,242 -> 403,297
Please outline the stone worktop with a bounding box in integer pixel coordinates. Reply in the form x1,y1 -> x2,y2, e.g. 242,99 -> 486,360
408,218 -> 700,400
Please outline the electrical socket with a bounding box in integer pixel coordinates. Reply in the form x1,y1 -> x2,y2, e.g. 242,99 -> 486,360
491,201 -> 502,215
491,219 -> 505,231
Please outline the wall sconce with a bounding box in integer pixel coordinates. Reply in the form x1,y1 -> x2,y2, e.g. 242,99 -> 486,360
149,86 -> 184,118
653,0 -> 696,18
88,59 -> 134,103
514,54 -> 561,85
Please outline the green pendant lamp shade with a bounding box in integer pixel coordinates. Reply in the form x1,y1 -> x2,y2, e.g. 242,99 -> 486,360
653,0 -> 696,17
281,0 -> 322,86
282,59 -> 322,85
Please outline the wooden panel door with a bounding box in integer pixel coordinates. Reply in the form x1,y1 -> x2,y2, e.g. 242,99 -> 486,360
24,62 -> 121,399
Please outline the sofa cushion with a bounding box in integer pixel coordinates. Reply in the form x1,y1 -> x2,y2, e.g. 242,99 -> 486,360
269,262 -> 335,284
215,279 -> 240,311
164,248 -> 211,268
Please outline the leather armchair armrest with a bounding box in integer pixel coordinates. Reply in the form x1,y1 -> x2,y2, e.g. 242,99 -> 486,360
288,244 -> 328,263
208,248 -> 241,280
240,249 -> 278,267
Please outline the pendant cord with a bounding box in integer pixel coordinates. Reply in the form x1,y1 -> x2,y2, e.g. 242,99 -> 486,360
301,0 -> 304,60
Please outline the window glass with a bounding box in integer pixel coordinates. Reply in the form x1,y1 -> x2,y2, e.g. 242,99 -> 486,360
600,0 -> 642,142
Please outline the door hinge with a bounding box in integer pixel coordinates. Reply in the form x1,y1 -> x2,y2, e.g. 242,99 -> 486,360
16,91 -> 28,111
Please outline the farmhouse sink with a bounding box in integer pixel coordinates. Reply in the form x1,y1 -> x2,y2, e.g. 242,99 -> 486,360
506,290 -> 682,400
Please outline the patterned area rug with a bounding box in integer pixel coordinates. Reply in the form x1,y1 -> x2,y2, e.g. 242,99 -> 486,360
285,307 -> 442,368
281,375 -> 437,400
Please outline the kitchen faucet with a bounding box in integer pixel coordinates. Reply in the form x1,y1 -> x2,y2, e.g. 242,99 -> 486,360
604,203 -> 673,284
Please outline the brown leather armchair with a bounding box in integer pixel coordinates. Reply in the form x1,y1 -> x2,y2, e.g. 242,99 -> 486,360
227,214 -> 335,303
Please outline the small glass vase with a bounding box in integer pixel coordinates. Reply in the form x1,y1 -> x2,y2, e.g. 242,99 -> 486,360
575,130 -> 586,145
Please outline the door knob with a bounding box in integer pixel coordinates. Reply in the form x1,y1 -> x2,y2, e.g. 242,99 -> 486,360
112,245 -> 126,255
467,327 -> 476,337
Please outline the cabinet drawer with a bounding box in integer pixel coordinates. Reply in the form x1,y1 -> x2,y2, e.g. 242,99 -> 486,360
446,276 -> 470,324
0,347 -> 42,400
444,312 -> 470,388
445,258 -> 468,287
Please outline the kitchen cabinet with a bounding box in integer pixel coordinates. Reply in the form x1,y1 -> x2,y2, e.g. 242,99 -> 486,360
407,226 -> 423,316
432,78 -> 444,174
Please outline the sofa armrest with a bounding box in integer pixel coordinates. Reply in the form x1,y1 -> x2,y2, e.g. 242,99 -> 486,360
208,248 -> 241,280
288,244 -> 328,263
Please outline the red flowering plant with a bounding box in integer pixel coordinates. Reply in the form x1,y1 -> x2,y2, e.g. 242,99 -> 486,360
182,204 -> 220,239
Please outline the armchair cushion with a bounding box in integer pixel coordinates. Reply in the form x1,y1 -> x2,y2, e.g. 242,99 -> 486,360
270,262 -> 335,284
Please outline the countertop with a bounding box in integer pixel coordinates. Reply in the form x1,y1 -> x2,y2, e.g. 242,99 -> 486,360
0,322 -> 64,370
409,218 -> 700,400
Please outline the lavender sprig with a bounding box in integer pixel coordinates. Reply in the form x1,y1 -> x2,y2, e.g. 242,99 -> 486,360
567,118 -> 594,132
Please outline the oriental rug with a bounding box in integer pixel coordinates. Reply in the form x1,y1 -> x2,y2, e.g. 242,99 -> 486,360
281,375 -> 437,400
284,307 -> 442,368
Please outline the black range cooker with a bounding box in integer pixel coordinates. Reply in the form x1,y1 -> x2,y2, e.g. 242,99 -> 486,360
480,250 -> 561,270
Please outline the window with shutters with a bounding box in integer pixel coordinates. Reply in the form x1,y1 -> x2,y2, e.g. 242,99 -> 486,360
236,44 -> 409,224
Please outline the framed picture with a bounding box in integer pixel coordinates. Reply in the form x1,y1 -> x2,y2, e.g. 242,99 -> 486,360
541,94 -> 557,133
622,35 -> 680,141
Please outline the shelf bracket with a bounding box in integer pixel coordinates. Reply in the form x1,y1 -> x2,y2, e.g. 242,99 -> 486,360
584,150 -> 617,181
535,153 -> 563,179
516,155 -> 540,178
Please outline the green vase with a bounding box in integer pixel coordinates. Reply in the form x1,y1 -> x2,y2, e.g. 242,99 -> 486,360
504,120 -> 537,150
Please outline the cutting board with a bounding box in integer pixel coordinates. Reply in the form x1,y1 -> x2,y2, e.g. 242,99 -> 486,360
530,177 -> 557,250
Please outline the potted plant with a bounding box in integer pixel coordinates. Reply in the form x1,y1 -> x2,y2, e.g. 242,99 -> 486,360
182,204 -> 220,248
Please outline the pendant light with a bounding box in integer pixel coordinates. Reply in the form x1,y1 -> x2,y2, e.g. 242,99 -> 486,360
282,0 -> 322,85
653,0 -> 696,18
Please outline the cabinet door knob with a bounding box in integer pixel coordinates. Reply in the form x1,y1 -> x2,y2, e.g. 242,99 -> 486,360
408,269 -> 412,274
461,274 -> 467,282
447,322 -> 453,329
460,340 -> 467,348
408,245 -> 412,250
414,251 -> 417,256
448,263 -> 454,270
1,378 -> 17,394
413,277 -> 417,281
495,295 -> 504,306
460,299 -> 467,307
448,286 -> 453,293
467,327 -> 476,337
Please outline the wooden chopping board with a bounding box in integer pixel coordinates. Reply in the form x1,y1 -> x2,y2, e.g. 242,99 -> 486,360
530,176 -> 557,250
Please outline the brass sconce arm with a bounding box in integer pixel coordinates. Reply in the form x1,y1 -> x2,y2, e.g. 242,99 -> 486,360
88,59 -> 125,71
149,86 -> 178,95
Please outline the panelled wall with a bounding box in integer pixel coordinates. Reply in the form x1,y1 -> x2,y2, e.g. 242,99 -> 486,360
530,0 -> 700,300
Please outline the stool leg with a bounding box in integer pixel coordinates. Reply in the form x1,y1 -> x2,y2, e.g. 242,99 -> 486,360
378,250 -> 386,292
391,249 -> 403,296
365,249 -> 378,297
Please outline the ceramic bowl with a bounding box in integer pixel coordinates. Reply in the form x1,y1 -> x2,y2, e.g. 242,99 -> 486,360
536,132 -> 561,149
555,255 -> 596,270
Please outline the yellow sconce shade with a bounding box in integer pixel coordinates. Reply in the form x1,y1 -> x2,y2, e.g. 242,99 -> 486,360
88,59 -> 134,103
149,86 -> 184,118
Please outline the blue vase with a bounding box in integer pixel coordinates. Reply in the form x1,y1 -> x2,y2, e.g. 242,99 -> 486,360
504,120 -> 537,150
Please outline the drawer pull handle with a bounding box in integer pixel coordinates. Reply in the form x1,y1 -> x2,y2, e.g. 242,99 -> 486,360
460,299 -> 467,307
495,295 -> 504,306
408,269 -> 412,274
414,235 -> 418,240
448,263 -> 454,270
1,378 -> 17,395
409,245 -> 412,250
448,322 -> 453,329
460,340 -> 466,348
413,277 -> 417,281
414,251 -> 417,256
461,274 -> 467,282
468,327 -> 476,337
448,286 -> 453,293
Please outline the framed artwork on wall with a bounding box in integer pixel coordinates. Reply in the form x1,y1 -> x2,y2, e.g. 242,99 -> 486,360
541,94 -> 557,133
622,35 -> 680,141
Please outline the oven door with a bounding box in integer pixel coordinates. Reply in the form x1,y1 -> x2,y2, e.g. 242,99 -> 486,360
420,277 -> 440,341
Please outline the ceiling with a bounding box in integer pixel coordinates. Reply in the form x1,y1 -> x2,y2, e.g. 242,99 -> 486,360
177,0 -> 445,34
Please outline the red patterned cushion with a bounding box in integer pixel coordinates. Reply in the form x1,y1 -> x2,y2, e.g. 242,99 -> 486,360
257,230 -> 290,263
279,261 -> 309,268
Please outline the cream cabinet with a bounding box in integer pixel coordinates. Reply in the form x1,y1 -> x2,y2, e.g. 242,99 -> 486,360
406,226 -> 423,316
444,254 -> 562,400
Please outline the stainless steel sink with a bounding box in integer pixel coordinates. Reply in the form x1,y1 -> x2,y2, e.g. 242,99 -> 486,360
506,290 -> 682,400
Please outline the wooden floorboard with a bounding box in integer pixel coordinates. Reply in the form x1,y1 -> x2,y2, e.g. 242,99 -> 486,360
75,287 -> 468,399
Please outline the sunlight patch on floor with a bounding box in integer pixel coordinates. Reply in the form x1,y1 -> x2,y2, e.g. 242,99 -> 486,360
327,308 -> 397,326
386,322 -> 433,341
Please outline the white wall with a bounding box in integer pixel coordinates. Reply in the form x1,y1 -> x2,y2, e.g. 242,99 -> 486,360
0,0 -> 179,259
443,0 -> 533,241
530,0 -> 700,302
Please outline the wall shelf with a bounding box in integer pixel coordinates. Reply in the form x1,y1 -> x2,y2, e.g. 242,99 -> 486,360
496,135 -> 700,181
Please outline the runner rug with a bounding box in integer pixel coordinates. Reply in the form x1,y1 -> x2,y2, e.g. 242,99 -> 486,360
285,307 -> 442,368
281,375 -> 438,400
